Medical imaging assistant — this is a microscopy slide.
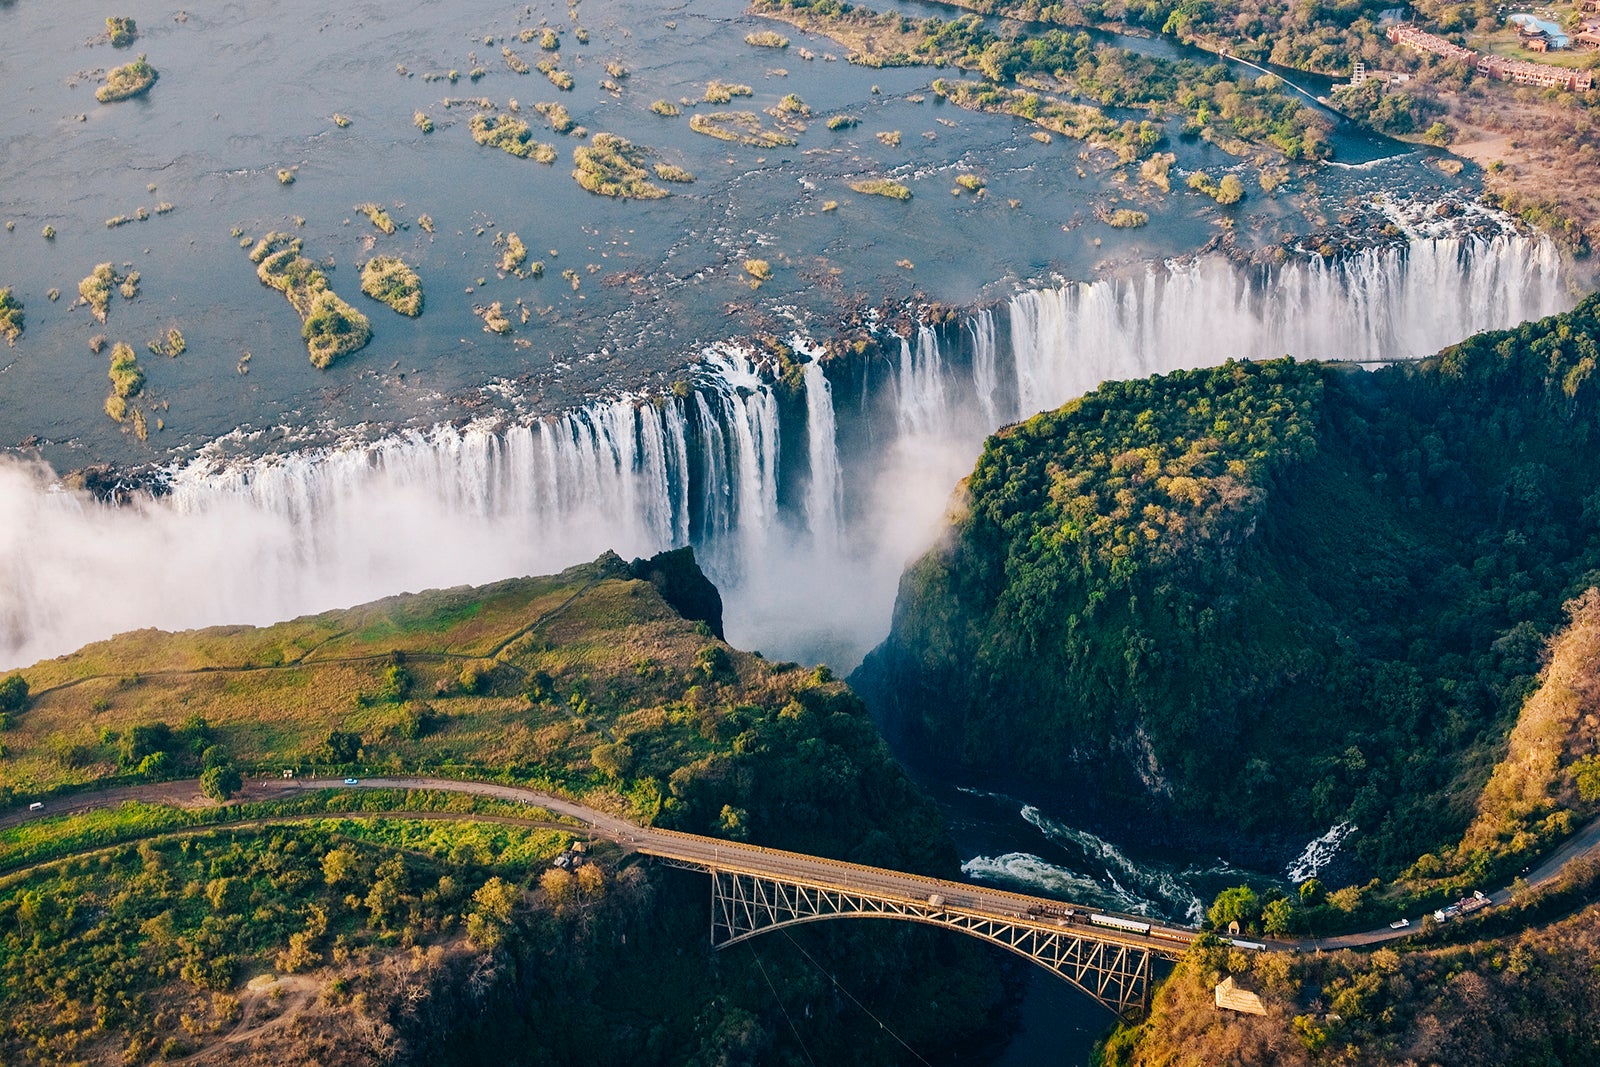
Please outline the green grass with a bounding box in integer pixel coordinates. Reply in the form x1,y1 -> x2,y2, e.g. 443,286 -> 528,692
0,555 -> 850,828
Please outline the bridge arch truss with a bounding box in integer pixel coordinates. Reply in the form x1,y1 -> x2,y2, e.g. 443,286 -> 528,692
704,868 -> 1155,1018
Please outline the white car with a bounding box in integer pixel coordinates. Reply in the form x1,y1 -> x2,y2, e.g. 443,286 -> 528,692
1389,918 -> 1410,929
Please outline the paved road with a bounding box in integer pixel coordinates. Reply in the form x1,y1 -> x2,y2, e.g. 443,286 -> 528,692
9,775 -> 1600,956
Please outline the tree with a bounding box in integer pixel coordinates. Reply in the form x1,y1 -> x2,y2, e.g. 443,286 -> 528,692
718,804 -> 751,840
591,741 -> 635,780
1573,755 -> 1600,803
318,729 -> 362,765
322,846 -> 359,887
540,868 -> 577,915
1262,896 -> 1297,936
0,673 -> 29,713
575,863 -> 606,901
200,764 -> 241,802
121,721 -> 173,766
1298,878 -> 1325,905
1207,885 -> 1260,931
1215,174 -> 1245,205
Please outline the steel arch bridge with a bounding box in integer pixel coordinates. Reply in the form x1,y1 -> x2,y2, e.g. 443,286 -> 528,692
659,862 -> 1182,1018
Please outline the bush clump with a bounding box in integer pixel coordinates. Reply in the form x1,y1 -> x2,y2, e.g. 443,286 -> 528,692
537,60 -> 574,90
105,341 -> 145,423
96,54 -> 157,102
689,111 -> 797,148
470,113 -> 557,163
0,289 -> 22,346
499,232 -> 528,273
572,133 -> 669,199
744,259 -> 773,288
360,256 -> 424,316
414,111 -> 434,133
745,30 -> 789,48
650,100 -> 681,117
249,233 -> 371,368
356,203 -> 398,235
653,163 -> 695,183
849,178 -> 912,200
79,264 -> 121,324
106,16 -> 137,47
534,101 -> 575,133
477,301 -> 512,334
704,80 -> 753,104
1102,208 -> 1149,228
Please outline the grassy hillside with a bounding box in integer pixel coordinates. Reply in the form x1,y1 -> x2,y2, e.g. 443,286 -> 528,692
0,551 -> 1006,1064
859,294 -> 1600,875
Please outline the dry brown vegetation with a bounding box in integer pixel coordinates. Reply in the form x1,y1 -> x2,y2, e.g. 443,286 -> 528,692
1106,877 -> 1600,1067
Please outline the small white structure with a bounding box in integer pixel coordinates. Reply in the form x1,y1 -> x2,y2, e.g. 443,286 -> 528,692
1215,976 -> 1268,1016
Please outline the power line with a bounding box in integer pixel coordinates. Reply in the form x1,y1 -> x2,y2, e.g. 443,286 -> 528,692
781,931 -> 933,1067
754,948 -> 818,1067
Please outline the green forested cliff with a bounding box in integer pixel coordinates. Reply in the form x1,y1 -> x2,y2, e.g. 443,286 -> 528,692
858,293 -> 1600,873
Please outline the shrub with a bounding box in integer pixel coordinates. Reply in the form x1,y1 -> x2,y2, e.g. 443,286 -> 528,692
650,99 -> 680,116
1103,208 -> 1149,228
470,113 -> 557,162
96,55 -> 157,103
106,16 -> 137,47
704,80 -> 753,105
359,256 -> 424,316
0,673 -> 28,713
689,111 -> 797,147
849,178 -> 912,200
200,764 -> 242,801
355,203 -> 397,235
745,30 -> 789,48
0,289 -> 22,346
572,133 -> 669,199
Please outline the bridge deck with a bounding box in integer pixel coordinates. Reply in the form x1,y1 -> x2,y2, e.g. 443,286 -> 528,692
629,824 -> 1196,962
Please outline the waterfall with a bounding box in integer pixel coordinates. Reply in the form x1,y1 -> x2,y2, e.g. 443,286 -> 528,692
802,359 -> 844,550
1009,234 -> 1569,421
896,327 -> 950,438
0,233 -> 1577,671
968,310 -> 1000,430
700,348 -> 781,566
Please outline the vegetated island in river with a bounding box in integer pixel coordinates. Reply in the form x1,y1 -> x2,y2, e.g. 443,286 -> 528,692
96,54 -> 158,103
359,256 -> 424,317
248,233 -> 371,368
0,550 -> 1007,1065
0,288 -> 22,346
761,0 -> 1600,250
571,133 -> 669,199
